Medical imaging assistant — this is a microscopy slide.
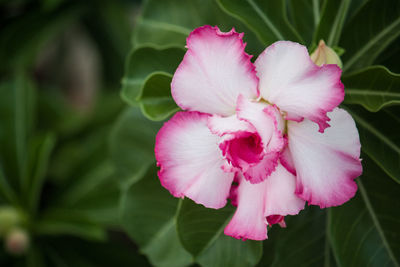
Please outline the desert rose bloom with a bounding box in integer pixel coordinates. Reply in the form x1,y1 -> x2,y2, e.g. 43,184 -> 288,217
155,25 -> 362,240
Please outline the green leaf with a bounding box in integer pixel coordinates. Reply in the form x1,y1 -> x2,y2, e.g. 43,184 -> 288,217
343,66 -> 400,112
34,210 -> 107,241
26,133 -> 56,215
313,0 -> 351,47
0,167 -> 18,206
177,199 -> 262,266
341,0 -> 400,72
0,76 -> 35,197
329,155 -> 400,266
217,0 -> 303,45
51,161 -> 119,227
120,166 -> 192,267
197,234 -> 262,267
346,105 -> 400,184
109,107 -> 161,187
286,0 -> 316,45
257,155 -> 400,266
121,46 -> 185,106
134,0 -> 264,55
121,46 -> 183,120
140,72 -> 179,121
42,236 -> 151,267
257,206 -> 335,267
375,37 -> 400,73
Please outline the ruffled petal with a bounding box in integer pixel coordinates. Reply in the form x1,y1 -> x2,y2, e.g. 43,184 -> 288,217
155,111 -> 234,209
224,174 -> 267,241
242,151 -> 279,184
236,95 -> 284,152
255,41 -> 344,132
287,108 -> 362,208
264,164 -> 305,217
279,140 -> 296,176
207,114 -> 254,136
172,25 -> 259,116
236,96 -> 284,183
225,163 -> 304,241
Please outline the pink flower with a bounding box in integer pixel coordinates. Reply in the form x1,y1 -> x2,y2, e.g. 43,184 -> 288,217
155,25 -> 362,241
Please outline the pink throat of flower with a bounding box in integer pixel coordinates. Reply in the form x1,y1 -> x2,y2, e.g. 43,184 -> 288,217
219,131 -> 264,171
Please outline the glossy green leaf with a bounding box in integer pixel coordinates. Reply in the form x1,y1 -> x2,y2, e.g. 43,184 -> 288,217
256,155 -> 400,266
329,155 -> 400,266
217,0 -> 303,45
177,198 -> 262,266
257,206 -> 335,267
134,0 -> 264,55
120,166 -> 192,267
197,234 -> 262,267
109,107 -> 161,187
121,46 -> 184,106
287,0 -> 317,45
26,133 -> 56,215
0,77 -> 35,197
346,105 -> 400,184
375,37 -> 400,73
343,66 -> 400,112
341,0 -> 400,72
313,0 -> 351,47
140,72 -> 179,121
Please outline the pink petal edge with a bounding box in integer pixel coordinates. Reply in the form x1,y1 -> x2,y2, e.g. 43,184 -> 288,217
171,25 -> 259,116
155,111 -> 234,209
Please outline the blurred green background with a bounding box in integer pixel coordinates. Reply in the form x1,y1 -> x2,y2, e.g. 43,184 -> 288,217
1,0 -> 400,266
0,0 -> 151,266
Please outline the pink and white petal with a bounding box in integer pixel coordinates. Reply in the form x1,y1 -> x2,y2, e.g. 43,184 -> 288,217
155,111 -> 234,209
287,108 -> 362,208
279,141 -> 296,176
264,163 -> 305,217
255,41 -> 344,132
236,95 -> 284,152
172,25 -> 259,116
207,114 -> 254,136
242,151 -> 279,184
224,174 -> 267,240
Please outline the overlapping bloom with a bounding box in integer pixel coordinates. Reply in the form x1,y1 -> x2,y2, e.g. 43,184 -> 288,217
155,25 -> 362,240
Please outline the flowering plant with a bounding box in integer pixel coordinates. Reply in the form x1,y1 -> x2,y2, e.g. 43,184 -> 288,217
116,0 -> 400,266
155,25 -> 362,241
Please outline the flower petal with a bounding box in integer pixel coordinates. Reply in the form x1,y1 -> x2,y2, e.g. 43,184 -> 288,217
172,25 -> 259,116
242,151 -> 279,184
224,163 -> 304,241
255,41 -> 344,132
288,108 -> 362,208
207,114 -> 254,136
224,173 -> 267,241
279,140 -> 296,176
155,111 -> 234,209
264,163 -> 305,217
236,95 -> 284,152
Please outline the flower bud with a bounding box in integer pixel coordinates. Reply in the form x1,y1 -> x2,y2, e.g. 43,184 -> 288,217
5,228 -> 30,255
310,40 -> 343,68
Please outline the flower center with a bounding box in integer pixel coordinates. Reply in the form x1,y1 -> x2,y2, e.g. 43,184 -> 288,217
220,131 -> 264,171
